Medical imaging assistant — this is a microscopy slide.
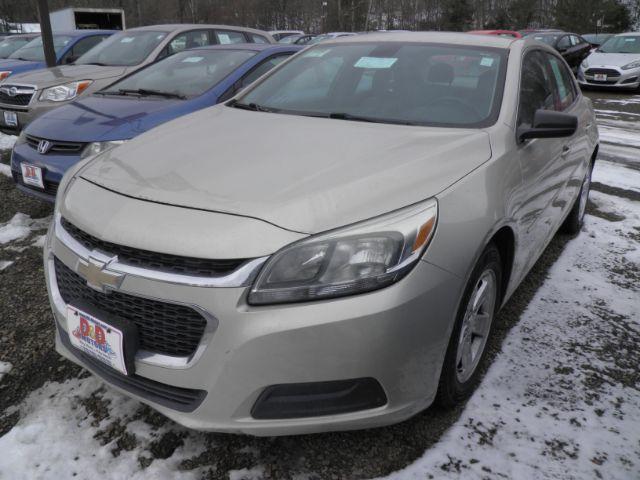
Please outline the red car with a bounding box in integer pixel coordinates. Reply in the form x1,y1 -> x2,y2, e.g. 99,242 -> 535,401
468,30 -> 522,39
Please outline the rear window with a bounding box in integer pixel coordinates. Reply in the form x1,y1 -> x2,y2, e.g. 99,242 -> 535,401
76,30 -> 167,66
238,42 -> 507,128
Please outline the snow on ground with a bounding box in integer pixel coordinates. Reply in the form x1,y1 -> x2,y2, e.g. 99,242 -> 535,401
0,377 -> 204,480
0,361 -> 12,381
379,169 -> 640,480
592,160 -> 640,193
0,260 -> 13,271
0,134 -> 16,151
0,214 -> 50,245
0,162 -> 11,178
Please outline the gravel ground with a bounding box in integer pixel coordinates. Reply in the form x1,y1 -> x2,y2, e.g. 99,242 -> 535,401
0,90 -> 638,480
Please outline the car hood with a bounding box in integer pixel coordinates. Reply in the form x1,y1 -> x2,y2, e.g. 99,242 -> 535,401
79,106 -> 492,234
8,64 -> 128,88
27,95 -> 187,142
586,52 -> 640,68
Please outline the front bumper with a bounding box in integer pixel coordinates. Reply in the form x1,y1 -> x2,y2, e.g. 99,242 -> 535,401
45,214 -> 462,436
10,142 -> 76,203
0,99 -> 59,135
578,65 -> 640,89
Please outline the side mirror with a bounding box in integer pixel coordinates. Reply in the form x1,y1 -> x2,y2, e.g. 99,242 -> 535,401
518,109 -> 577,142
65,55 -> 78,64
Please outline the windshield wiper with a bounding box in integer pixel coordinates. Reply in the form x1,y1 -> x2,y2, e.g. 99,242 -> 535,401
228,99 -> 276,112
81,62 -> 108,66
327,112 -> 417,125
115,88 -> 186,100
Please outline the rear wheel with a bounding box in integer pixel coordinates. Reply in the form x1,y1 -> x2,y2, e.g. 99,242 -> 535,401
562,164 -> 592,234
436,244 -> 502,407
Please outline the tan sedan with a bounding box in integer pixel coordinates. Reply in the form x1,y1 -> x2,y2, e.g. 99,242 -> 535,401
44,32 -> 598,435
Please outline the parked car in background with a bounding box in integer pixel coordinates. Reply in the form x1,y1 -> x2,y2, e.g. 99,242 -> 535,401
582,33 -> 614,49
45,32 -> 597,436
578,33 -> 640,90
11,44 -> 300,201
468,30 -> 522,38
0,30 -> 113,82
269,30 -> 304,41
519,28 -> 563,37
278,33 -> 317,45
530,32 -> 591,71
308,32 -> 357,44
0,33 -> 39,60
0,24 -> 275,135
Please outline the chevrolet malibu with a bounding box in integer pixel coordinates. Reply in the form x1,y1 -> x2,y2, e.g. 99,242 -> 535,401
45,32 -> 598,436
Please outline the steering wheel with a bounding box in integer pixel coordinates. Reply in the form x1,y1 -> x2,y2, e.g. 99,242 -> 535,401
424,97 -> 482,120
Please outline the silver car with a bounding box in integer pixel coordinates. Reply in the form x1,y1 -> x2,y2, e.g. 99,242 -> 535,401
0,25 -> 274,133
578,32 -> 640,89
45,32 -> 598,436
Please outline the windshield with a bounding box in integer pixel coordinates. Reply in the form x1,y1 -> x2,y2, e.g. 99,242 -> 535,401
76,30 -> 167,66
9,35 -> 72,62
598,35 -> 640,54
0,36 -> 35,59
237,43 -> 506,127
532,34 -> 559,45
103,49 -> 257,98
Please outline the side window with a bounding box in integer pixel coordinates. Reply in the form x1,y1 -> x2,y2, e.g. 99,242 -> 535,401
62,35 -> 107,63
517,51 -> 556,128
570,35 -> 580,46
215,30 -> 246,45
166,30 -> 214,56
546,53 -> 576,110
557,36 -> 571,50
241,54 -> 291,87
250,34 -> 269,44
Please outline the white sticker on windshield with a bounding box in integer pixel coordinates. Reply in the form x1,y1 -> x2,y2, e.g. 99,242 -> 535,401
480,57 -> 494,67
182,56 -> 204,63
304,48 -> 330,58
120,37 -> 134,43
218,33 -> 231,44
624,38 -> 637,42
354,57 -> 397,69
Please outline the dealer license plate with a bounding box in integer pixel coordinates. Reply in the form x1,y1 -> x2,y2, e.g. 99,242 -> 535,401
67,305 -> 129,375
594,73 -> 607,81
20,163 -> 44,189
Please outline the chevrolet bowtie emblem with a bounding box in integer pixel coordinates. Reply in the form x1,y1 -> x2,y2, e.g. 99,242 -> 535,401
76,255 -> 124,293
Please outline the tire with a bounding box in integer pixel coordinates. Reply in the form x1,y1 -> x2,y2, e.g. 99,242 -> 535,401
436,243 -> 502,408
561,163 -> 593,235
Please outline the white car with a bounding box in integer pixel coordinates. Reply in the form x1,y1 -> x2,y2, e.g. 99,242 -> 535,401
578,32 -> 640,90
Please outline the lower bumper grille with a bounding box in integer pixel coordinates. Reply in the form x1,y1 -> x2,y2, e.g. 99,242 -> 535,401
54,257 -> 208,357
58,324 -> 206,412
12,169 -> 59,197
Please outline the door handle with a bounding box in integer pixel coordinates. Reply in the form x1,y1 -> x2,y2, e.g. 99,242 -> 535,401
561,145 -> 571,156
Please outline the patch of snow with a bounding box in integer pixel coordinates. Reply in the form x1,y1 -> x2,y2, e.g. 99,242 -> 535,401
0,214 -> 50,245
0,361 -> 12,381
597,96 -> 640,106
598,125 -> 640,149
592,160 -> 640,193
0,163 -> 11,178
0,377 -> 203,480
0,260 -> 13,271
229,467 -> 266,480
0,133 -> 16,151
30,235 -> 46,248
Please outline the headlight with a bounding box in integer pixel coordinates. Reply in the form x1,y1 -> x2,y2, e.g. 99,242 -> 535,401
39,80 -> 93,102
580,59 -> 589,69
621,60 -> 640,70
0,71 -> 12,81
15,130 -> 28,146
248,198 -> 438,305
80,140 -> 125,159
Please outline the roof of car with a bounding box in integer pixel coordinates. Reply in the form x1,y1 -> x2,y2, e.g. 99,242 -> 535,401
53,29 -> 117,37
128,24 -> 272,36
190,44 -> 302,52
327,31 -> 517,48
616,32 -> 640,37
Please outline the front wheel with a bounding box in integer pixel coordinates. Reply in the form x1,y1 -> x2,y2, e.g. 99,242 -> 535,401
562,164 -> 592,234
436,244 -> 502,407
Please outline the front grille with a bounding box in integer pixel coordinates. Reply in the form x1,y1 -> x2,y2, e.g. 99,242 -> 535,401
54,257 -> 208,357
61,217 -> 246,277
12,169 -> 59,197
26,134 -> 85,155
58,324 -> 206,412
585,68 -> 621,77
0,85 -> 34,107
